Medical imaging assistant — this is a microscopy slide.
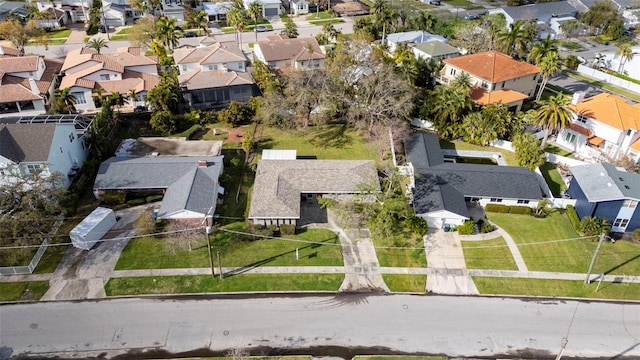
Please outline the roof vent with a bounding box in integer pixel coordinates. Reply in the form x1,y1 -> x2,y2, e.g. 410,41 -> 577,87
619,177 -> 624,181
198,160 -> 208,167
600,172 -> 605,176
150,152 -> 159,157
607,182 -> 612,187
625,185 -> 631,189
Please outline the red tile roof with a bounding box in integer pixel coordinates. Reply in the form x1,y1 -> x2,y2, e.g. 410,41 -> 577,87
444,50 -> 540,83
0,56 -> 40,74
255,37 -> 324,63
0,84 -> 42,103
470,87 -> 528,106
569,93 -> 640,131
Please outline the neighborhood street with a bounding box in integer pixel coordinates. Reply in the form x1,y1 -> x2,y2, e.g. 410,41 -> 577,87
2,295 -> 640,359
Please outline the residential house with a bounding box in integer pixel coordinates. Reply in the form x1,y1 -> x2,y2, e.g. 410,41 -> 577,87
248,151 -> 379,227
566,162 -> 640,232
0,122 -> 89,188
100,0 -> 144,27
254,36 -> 325,70
173,41 -> 257,109
289,0 -> 309,15
488,1 -> 578,39
439,50 -> 540,112
385,30 -> 448,53
556,92 -> 640,164
411,41 -> 460,63
244,0 -> 281,17
0,54 -> 63,117
32,4 -> 70,29
59,47 -> 160,112
0,2 -> 28,22
406,132 -> 544,229
162,0 -> 185,23
202,1 -> 233,22
573,0 -> 640,29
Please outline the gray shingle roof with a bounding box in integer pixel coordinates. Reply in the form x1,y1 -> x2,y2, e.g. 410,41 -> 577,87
407,132 -> 543,216
412,41 -> 460,57
248,159 -> 379,219
569,163 -> 640,201
500,1 -> 577,21
0,123 -> 56,163
158,167 -> 220,217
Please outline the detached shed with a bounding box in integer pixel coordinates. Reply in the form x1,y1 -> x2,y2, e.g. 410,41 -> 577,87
70,207 -> 117,250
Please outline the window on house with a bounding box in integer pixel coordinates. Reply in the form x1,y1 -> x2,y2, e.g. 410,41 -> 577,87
100,74 -> 110,81
72,92 -> 86,104
613,218 -> 629,228
627,129 -> 633,136
564,132 -> 576,144
481,81 -> 489,89
501,81 -> 505,88
490,198 -> 502,203
517,200 -> 530,204
26,164 -> 42,173
450,68 -> 456,76
577,115 -> 588,123
533,74 -> 537,81
69,133 -> 74,143
623,200 -> 638,208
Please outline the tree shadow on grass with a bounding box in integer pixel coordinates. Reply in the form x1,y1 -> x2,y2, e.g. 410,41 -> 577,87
222,236 -> 339,278
603,253 -> 640,276
309,123 -> 353,149
254,137 -> 275,154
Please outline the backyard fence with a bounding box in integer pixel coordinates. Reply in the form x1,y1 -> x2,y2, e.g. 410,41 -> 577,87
0,217 -> 64,276
576,64 -> 640,95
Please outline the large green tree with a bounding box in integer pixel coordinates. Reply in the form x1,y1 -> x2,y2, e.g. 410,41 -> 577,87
615,42 -> 634,73
146,68 -> 182,113
497,20 -> 532,59
527,35 -> 559,65
513,132 -> 546,171
227,7 -> 246,45
156,17 -> 181,50
535,50 -> 563,101
85,38 -> 109,54
534,94 -> 572,147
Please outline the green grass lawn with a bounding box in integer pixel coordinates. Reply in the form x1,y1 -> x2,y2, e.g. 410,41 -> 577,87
382,274 -> 426,292
461,237 -> 518,270
306,10 -> 333,20
0,281 -> 49,302
543,144 -> 574,158
355,357 -> 447,360
488,211 -> 640,275
309,19 -> 344,25
257,124 -> 378,160
105,274 -> 344,295
539,162 -> 566,197
373,238 -> 426,268
46,29 -> 71,38
474,277 -> 640,300
116,27 -> 135,34
561,41 -> 583,50
563,70 -> 640,103
439,139 -> 517,166
110,35 -> 129,41
443,0 -> 474,7
115,224 -> 343,270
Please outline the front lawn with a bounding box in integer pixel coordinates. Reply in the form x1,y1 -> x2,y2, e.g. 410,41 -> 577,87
561,41 -> 584,50
257,124 -> 378,160
439,139 -> 517,166
0,281 -> 49,302
382,274 -> 426,292
306,11 -> 333,20
539,162 -> 566,197
372,237 -> 426,268
115,224 -> 343,270
105,274 -> 344,295
461,237 -> 518,270
488,211 -> 640,275
474,277 -> 640,300
46,29 -> 71,38
309,19 -> 344,25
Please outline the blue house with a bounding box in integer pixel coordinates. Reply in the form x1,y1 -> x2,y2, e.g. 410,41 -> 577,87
566,163 -> 640,233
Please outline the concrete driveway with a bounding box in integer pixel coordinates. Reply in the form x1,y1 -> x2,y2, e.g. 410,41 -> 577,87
424,229 -> 479,295
549,72 -> 603,97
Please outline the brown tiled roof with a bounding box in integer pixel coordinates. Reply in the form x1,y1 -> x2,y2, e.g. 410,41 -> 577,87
98,70 -> 160,93
0,56 -> 39,74
61,47 -> 157,72
255,37 -> 324,63
0,84 -> 42,103
444,50 -> 540,83
2,58 -> 62,95
173,42 -> 246,65
569,93 -> 640,131
0,123 -> 56,163
470,87 -> 528,105
0,46 -> 20,57
45,7 -> 65,19
178,69 -> 254,90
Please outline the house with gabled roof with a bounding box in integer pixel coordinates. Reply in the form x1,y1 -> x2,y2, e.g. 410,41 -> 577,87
59,47 -> 160,112
173,41 -> 256,109
406,132 -> 544,229
254,36 -> 325,70
385,30 -> 449,53
248,151 -> 379,227
0,122 -> 89,188
488,1 -> 578,39
566,162 -> 640,232
0,54 -> 63,117
556,92 -> 640,164
411,41 -> 460,63
438,50 -> 540,113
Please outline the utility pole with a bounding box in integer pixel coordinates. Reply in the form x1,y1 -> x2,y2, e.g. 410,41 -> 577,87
203,208 -> 215,278
217,250 -> 223,279
585,233 -> 606,284
555,337 -> 568,360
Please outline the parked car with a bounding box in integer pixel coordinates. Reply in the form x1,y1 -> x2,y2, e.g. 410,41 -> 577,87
429,0 -> 441,5
183,31 -> 198,38
133,105 -> 147,113
254,25 -> 269,32
98,25 -> 108,33
464,14 -> 478,20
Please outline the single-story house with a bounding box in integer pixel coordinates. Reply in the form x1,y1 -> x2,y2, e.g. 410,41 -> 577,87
488,1 -> 578,39
244,0 -> 280,17
385,30 -> 448,53
406,132 -> 544,229
411,41 -> 460,63
290,0 -> 309,15
202,1 -> 233,22
248,153 -> 379,227
566,162 -> 640,232
253,36 -> 325,70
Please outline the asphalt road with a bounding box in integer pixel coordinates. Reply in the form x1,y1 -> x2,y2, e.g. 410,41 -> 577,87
2,294 -> 640,359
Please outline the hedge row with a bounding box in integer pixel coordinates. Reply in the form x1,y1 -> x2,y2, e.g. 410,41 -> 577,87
485,203 -> 532,215
566,205 -> 581,232
100,193 -> 164,206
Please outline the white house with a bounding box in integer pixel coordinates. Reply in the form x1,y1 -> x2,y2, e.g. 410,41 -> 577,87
556,92 -> 640,163
59,47 -> 160,112
244,0 -> 280,17
385,30 -> 448,53
202,1 -> 233,22
0,122 -> 89,189
488,1 -> 578,39
290,0 -> 309,15
411,41 -> 460,62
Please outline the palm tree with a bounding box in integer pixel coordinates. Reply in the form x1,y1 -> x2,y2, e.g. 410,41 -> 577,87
156,17 -> 180,50
322,23 -> 340,42
109,91 -> 126,113
370,0 -> 390,43
54,87 -> 77,114
227,8 -> 246,46
85,38 -> 109,54
192,10 -> 209,36
580,216 -> 611,237
451,72 -> 473,94
247,1 -> 262,41
497,20 -> 530,58
127,89 -> 138,107
615,42 -> 634,73
534,94 -> 572,147
535,50 -> 563,101
429,85 -> 473,130
412,11 -> 435,33
527,34 -> 559,65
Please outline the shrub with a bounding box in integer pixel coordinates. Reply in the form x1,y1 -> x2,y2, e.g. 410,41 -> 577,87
485,203 -> 510,213
86,24 -> 98,35
404,216 -> 429,236
566,205 -> 581,231
252,226 -> 274,237
126,198 -> 146,206
146,195 -> 163,203
509,206 -> 532,215
280,224 -> 296,235
100,192 -> 126,205
481,222 -> 496,233
457,219 -> 476,235
635,229 -> 640,241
